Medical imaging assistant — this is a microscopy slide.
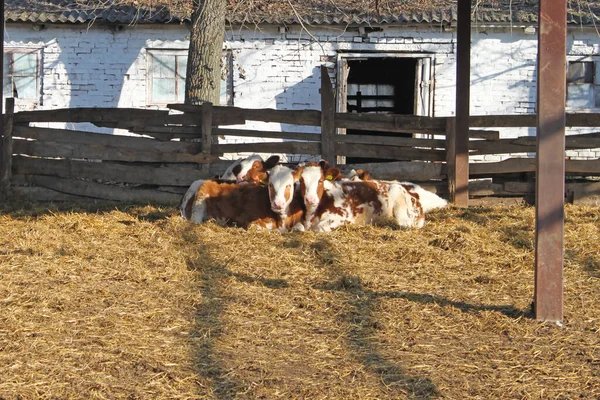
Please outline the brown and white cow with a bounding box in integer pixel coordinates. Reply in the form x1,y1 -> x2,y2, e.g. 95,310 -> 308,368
180,157 -> 304,232
179,155 -> 279,220
220,153 -> 264,182
347,168 -> 448,213
299,162 -> 425,231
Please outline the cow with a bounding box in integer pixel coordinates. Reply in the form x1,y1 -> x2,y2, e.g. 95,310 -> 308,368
180,157 -> 304,232
299,162 -> 425,232
346,168 -> 448,213
220,153 -> 264,182
179,155 -> 279,220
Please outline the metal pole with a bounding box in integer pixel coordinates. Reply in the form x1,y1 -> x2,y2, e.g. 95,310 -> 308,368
534,0 -> 566,323
451,0 -> 471,207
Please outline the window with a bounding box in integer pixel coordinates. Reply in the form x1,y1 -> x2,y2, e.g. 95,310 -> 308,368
3,49 -> 41,101
147,49 -> 233,105
567,60 -> 600,109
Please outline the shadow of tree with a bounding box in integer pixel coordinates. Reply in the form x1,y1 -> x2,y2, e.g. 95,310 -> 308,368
186,250 -> 241,399
307,237 -> 440,398
185,236 -> 291,399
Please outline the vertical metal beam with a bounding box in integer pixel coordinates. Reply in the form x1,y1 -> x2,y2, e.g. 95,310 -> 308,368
320,65 -> 336,165
451,0 -> 471,207
535,0 -> 566,323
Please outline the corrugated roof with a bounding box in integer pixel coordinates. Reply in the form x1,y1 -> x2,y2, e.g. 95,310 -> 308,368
4,0 -> 600,26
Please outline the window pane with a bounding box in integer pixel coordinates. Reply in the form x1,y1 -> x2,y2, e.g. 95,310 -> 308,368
13,53 -> 37,75
153,78 -> 176,102
177,77 -> 186,103
595,86 -> 600,108
221,78 -> 230,105
567,62 -> 594,84
3,76 -> 13,98
177,56 -> 187,79
3,54 -> 11,75
567,83 -> 594,108
13,76 -> 36,99
151,54 -> 176,78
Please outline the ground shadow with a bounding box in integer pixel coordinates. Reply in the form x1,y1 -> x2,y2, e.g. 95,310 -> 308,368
305,237 -> 440,398
185,245 -> 243,399
185,235 -> 291,399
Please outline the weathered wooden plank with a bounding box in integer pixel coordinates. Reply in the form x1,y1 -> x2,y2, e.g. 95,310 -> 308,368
470,132 -> 600,154
469,130 -> 500,140
469,158 -> 536,175
214,128 -> 320,142
468,113 -> 600,128
12,138 -> 215,164
13,125 -> 204,154
469,158 -> 600,176
320,65 -> 336,164
567,181 -> 600,205
336,133 -> 445,148
169,103 -> 322,126
340,161 -> 444,181
12,156 -> 206,187
27,174 -> 181,203
1,98 -> 15,198
469,197 -> 530,206
14,108 -> 169,124
336,142 -> 445,162
335,113 -> 447,134
201,103 -> 213,156
11,184 -> 97,202
213,141 -> 320,155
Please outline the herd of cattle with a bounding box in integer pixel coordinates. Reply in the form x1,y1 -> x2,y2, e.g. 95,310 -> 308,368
179,154 -> 448,232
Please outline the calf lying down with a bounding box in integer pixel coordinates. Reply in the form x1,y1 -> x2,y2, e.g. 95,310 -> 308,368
300,163 -> 426,232
181,158 -> 446,232
180,162 -> 304,232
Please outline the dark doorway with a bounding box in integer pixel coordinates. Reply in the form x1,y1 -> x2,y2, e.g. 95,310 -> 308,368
345,57 -> 418,163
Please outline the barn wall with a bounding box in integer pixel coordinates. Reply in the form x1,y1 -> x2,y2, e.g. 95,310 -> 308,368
4,22 -> 600,160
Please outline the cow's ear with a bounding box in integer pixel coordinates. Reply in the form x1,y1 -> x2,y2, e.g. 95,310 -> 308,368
319,159 -> 330,171
263,155 -> 280,170
292,166 -> 304,181
325,168 -> 340,181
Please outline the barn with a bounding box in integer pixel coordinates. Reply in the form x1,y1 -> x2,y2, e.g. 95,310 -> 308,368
3,0 -> 600,161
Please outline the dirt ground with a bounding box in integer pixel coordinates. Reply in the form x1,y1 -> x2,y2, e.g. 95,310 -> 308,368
0,201 -> 598,399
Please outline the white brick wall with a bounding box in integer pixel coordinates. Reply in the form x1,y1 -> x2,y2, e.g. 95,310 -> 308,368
4,22 -> 600,159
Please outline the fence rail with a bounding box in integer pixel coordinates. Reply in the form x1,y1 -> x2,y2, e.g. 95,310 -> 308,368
1,67 -> 600,205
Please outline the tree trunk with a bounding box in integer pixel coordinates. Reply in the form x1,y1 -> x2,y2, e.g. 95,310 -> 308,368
185,0 -> 226,105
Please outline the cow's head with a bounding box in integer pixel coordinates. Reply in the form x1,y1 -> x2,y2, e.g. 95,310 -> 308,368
299,162 -> 340,209
267,165 -> 302,214
236,155 -> 280,184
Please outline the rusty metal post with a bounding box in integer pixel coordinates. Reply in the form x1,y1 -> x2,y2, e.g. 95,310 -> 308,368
320,65 -> 336,165
452,0 -> 471,207
534,0 -> 566,323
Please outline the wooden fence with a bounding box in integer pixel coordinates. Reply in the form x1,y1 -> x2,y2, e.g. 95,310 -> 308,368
1,67 -> 600,205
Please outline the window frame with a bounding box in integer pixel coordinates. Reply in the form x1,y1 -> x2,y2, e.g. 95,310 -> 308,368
146,49 -> 188,106
146,48 -> 234,106
566,56 -> 600,111
3,47 -> 43,105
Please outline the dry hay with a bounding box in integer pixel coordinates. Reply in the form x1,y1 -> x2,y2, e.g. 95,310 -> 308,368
0,201 -> 599,399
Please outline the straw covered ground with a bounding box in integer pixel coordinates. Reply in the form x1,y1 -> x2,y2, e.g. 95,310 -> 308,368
0,200 -> 599,399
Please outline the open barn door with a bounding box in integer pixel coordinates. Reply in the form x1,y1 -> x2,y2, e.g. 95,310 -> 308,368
336,53 -> 434,163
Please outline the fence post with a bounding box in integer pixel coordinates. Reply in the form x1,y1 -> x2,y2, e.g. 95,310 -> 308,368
0,97 -> 15,200
446,117 -> 469,206
201,102 -> 213,154
200,102 -> 213,177
320,65 -> 336,165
